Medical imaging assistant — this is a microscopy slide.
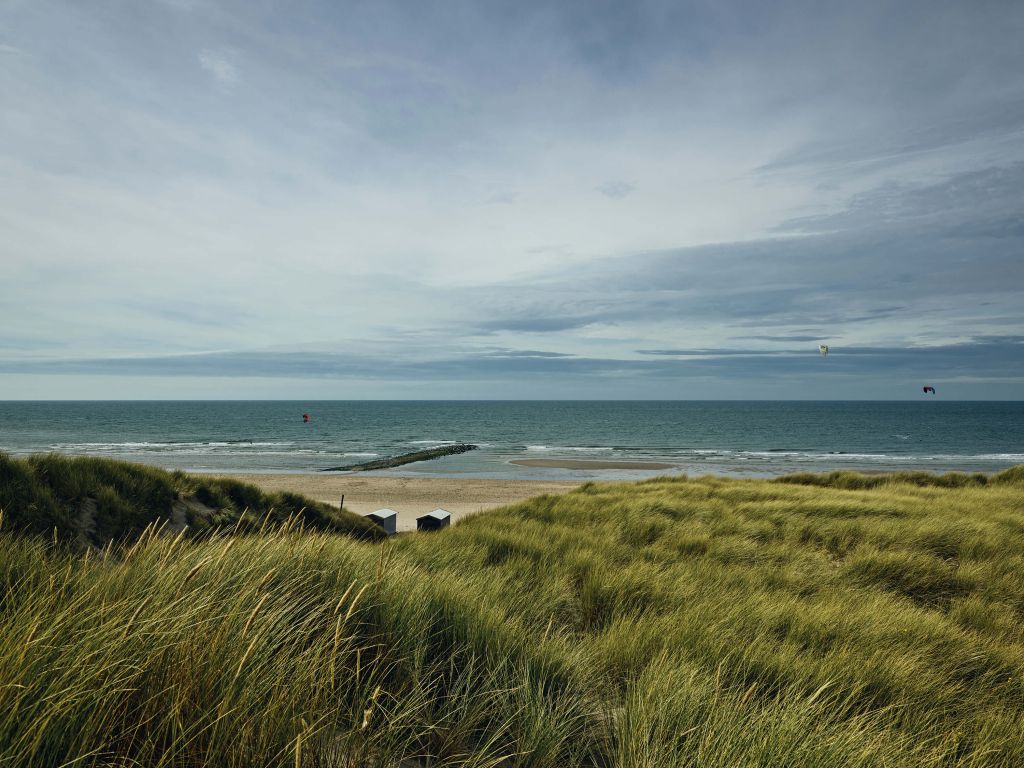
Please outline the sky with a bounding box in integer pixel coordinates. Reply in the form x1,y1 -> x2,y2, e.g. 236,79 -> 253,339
1,0 -> 1022,399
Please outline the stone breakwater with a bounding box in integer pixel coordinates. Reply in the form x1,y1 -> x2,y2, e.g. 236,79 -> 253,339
322,443 -> 478,472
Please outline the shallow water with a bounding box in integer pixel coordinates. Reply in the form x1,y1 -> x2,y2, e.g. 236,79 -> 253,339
0,400 -> 1021,479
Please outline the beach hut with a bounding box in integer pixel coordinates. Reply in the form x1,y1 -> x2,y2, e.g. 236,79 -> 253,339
416,508 -> 451,532
367,508 -> 398,536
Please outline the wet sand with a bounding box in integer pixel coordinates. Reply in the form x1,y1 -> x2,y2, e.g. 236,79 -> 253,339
509,458 -> 676,470
218,474 -> 582,532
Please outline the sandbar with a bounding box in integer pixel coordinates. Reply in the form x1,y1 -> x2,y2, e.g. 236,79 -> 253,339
509,458 -> 675,470
217,474 -> 582,532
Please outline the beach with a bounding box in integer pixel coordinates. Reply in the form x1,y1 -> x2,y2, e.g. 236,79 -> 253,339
218,473 -> 582,532
509,458 -> 675,470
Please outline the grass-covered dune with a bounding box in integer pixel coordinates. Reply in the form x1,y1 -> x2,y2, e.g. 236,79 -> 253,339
1,462 -> 1023,766
0,452 -> 384,545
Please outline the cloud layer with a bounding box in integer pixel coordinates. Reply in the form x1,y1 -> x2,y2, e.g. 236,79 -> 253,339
1,0 -> 1022,398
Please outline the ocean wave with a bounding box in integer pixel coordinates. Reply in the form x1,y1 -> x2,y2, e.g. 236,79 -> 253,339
28,441 -> 1024,470
45,443 -> 325,457
51,441 -> 295,449
681,450 -> 1024,464
515,446 -> 1024,464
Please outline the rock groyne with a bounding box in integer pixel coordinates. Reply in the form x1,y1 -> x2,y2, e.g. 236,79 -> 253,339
322,443 -> 478,472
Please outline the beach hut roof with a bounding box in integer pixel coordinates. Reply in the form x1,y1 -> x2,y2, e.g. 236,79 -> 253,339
422,508 -> 451,520
370,508 -> 398,519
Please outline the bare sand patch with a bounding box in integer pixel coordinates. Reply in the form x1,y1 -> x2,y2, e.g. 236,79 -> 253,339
217,474 -> 582,532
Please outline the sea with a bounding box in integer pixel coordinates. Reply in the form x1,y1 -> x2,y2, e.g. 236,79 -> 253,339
0,401 -> 1021,480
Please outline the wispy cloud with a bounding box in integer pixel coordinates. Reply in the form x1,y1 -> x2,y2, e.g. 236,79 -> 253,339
598,180 -> 635,199
198,49 -> 238,86
483,190 -> 519,205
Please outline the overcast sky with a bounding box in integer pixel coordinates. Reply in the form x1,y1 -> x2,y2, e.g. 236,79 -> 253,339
2,0 -> 1022,399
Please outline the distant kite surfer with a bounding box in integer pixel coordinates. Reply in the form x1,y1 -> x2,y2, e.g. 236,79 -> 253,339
819,345 -> 829,356
922,386 -> 935,395
303,413 -> 311,422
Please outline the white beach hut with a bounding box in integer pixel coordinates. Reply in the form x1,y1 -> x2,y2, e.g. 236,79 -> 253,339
367,508 -> 398,536
416,508 -> 451,532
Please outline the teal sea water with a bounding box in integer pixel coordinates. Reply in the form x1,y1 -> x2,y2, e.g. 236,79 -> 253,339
0,401 -> 1021,480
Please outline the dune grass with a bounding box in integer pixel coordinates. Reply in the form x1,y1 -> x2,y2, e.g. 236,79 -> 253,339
1,463 -> 1023,766
391,467 -> 1024,766
0,526 -> 598,767
0,452 -> 384,545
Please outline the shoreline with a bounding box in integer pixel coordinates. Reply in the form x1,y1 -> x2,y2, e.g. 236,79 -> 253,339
509,458 -> 676,470
217,473 -> 583,532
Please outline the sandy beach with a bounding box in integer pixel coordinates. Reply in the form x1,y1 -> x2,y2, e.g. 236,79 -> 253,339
218,474 -> 582,532
509,458 -> 676,470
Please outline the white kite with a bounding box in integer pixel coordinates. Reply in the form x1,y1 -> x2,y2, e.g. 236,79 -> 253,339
819,345 -> 829,356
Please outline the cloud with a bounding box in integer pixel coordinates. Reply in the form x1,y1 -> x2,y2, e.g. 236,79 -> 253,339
4,337 -> 1020,390
598,180 -> 635,199
483,190 -> 519,205
760,101 -> 1024,174
478,349 -> 575,358
1,0 -> 1022,398
737,335 -> 824,342
198,49 -> 238,85
475,314 -> 610,333
777,163 -> 1024,236
637,349 -> 802,357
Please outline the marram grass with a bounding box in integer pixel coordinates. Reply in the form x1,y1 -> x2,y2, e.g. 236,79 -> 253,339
0,525 -> 597,767
0,452 -> 383,544
1,463 -> 1023,766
